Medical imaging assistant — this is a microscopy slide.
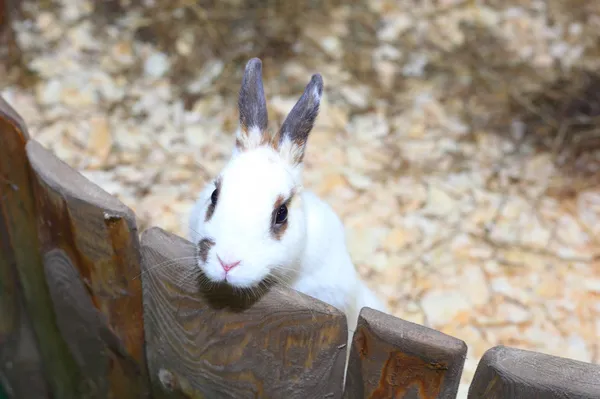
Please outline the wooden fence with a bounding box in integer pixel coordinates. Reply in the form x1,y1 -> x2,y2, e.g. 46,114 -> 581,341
1,94 -> 599,399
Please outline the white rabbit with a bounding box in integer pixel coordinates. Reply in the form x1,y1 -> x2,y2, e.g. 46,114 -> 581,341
188,58 -> 388,346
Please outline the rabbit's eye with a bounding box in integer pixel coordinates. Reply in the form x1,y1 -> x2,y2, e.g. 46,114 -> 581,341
275,204 -> 288,224
210,189 -> 219,205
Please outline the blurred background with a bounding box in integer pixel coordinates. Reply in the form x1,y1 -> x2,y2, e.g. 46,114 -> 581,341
1,0 -> 599,395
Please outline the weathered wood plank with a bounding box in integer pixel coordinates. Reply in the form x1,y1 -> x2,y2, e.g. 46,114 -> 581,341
0,224 -> 49,399
25,139 -> 151,398
344,308 -> 467,399
468,345 -> 600,399
0,96 -> 26,131
0,230 -> 49,399
140,227 -> 348,399
0,95 -> 59,398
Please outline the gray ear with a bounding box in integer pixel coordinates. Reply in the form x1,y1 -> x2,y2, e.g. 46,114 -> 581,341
236,58 -> 268,151
278,74 -> 323,164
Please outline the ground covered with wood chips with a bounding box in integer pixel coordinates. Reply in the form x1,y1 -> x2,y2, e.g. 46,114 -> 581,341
2,0 -> 599,395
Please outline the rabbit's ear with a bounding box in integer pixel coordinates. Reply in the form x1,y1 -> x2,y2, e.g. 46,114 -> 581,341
277,74 -> 323,165
236,58 -> 269,152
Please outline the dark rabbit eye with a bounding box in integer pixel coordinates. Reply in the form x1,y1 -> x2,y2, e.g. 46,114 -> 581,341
211,188 -> 219,205
275,204 -> 288,224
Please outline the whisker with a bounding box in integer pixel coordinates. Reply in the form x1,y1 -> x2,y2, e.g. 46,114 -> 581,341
186,223 -> 203,240
133,256 -> 199,280
270,265 -> 300,272
170,266 -> 204,321
172,267 -> 202,289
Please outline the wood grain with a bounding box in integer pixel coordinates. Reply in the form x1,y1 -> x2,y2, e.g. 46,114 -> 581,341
0,95 -> 56,398
0,206 -> 49,399
25,139 -> 150,398
141,227 -> 348,399
343,308 -> 467,399
468,345 -> 600,399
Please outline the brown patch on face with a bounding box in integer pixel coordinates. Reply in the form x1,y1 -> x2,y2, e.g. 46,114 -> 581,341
269,189 -> 296,240
205,178 -> 222,222
197,238 -> 215,264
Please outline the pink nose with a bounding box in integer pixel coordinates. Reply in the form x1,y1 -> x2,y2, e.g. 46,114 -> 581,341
217,255 -> 241,272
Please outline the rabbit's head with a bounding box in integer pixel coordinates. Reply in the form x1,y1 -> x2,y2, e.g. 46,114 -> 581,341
192,58 -> 323,289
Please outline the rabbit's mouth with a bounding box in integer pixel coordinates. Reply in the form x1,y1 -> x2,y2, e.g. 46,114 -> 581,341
220,270 -> 269,290
196,258 -> 268,290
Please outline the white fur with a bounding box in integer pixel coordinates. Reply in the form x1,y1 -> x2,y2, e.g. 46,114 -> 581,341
278,136 -> 304,169
189,145 -> 387,334
189,147 -> 305,289
188,63 -> 387,384
237,125 -> 263,150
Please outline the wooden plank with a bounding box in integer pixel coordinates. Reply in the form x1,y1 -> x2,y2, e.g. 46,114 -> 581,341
468,345 -> 600,399
0,219 -> 49,399
140,227 -> 348,399
344,308 -> 467,399
0,95 -> 55,398
0,212 -> 49,399
0,96 -> 26,131
25,139 -> 151,398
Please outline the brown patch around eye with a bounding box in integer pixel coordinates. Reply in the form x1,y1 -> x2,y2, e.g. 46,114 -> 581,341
270,189 -> 296,240
205,178 -> 222,222
197,238 -> 215,263
205,205 -> 215,222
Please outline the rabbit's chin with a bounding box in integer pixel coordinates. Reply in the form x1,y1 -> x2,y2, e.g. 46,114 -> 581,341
222,273 -> 268,290
197,262 -> 270,290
